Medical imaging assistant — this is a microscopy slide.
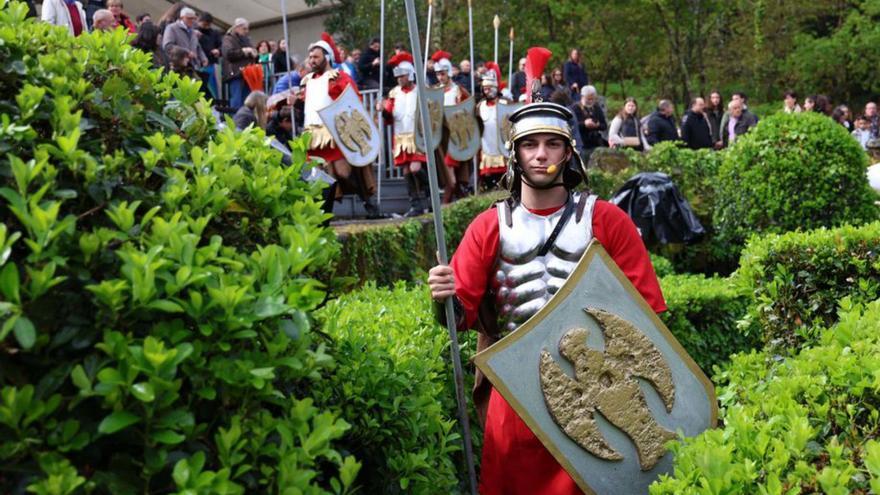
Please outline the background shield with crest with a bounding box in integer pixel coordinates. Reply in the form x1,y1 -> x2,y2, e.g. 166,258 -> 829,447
496,101 -> 523,158
414,85 -> 445,153
443,95 -> 481,161
317,86 -> 380,167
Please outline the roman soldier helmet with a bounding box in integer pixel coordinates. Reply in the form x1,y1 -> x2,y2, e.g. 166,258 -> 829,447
501,47 -> 586,198
389,51 -> 415,81
308,32 -> 341,65
481,61 -> 503,89
431,50 -> 453,74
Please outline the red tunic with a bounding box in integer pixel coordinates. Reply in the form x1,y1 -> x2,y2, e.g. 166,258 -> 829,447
303,70 -> 359,163
383,86 -> 428,166
449,199 -> 666,495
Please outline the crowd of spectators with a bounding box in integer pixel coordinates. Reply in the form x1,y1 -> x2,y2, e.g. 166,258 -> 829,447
32,2 -> 880,183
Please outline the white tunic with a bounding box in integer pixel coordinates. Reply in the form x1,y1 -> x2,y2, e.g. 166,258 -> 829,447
479,100 -> 501,156
303,71 -> 333,127
390,86 -> 418,135
443,83 -> 461,106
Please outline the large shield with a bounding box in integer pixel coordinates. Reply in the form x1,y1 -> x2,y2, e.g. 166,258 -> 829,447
415,85 -> 445,153
443,95 -> 481,161
317,86 -> 380,167
496,101 -> 523,158
474,242 -> 716,495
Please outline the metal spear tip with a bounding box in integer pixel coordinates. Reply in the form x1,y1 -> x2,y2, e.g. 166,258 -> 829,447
493,14 -> 501,29
509,27 -> 514,39
428,0 -> 433,5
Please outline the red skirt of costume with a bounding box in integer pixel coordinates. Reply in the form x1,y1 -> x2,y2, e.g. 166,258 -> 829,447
307,145 -> 344,163
444,153 -> 463,168
479,388 -> 582,495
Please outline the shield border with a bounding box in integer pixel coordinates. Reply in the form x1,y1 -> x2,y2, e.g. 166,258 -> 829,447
317,85 -> 380,167
473,241 -> 717,494
443,95 -> 481,161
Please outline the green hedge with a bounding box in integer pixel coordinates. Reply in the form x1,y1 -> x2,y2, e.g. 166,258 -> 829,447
714,112 -> 879,264
0,5 -> 355,494
659,274 -> 759,373
331,193 -> 504,288
314,283 -> 478,494
651,298 -> 880,495
737,221 -> 880,350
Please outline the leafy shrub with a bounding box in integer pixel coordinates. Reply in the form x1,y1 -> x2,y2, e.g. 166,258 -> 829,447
650,254 -> 675,277
737,221 -> 880,350
0,4 -> 355,493
659,274 -> 758,373
651,298 -> 880,495
714,112 -> 879,263
331,193 -> 503,288
313,283 -> 478,494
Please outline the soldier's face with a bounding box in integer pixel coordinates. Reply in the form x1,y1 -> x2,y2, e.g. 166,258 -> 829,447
437,71 -> 449,84
517,133 -> 570,187
397,74 -> 411,87
308,48 -> 327,72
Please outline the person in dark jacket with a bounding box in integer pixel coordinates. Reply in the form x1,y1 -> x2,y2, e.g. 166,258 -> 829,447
570,85 -> 607,159
720,99 -> 758,147
645,100 -> 679,145
357,38 -> 382,90
197,12 -> 223,65
563,48 -> 589,100
222,17 -> 258,110
510,57 -> 526,101
705,90 -> 724,148
680,97 -> 713,150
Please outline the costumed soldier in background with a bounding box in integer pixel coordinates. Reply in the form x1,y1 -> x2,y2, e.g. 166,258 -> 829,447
432,49 -> 472,202
299,32 -> 379,217
381,51 -> 431,217
426,47 -> 666,495
476,62 -> 507,189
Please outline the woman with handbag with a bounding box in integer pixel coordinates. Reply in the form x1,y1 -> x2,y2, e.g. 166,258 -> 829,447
608,97 -> 649,151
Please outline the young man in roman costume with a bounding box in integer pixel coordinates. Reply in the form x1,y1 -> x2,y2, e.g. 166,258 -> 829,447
427,47 -> 666,495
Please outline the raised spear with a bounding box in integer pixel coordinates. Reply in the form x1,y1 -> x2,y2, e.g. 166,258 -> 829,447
468,0 -> 478,195
376,0 -> 386,209
402,0 -> 478,493
280,0 -> 296,137
493,14 -> 500,66
508,27 -> 514,97
423,0 -> 434,73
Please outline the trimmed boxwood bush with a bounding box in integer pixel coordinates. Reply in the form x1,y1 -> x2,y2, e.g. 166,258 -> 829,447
0,4 -> 356,494
651,298 -> 880,495
314,283 -> 478,494
659,274 -> 759,373
737,221 -> 880,350
714,112 -> 879,264
331,192 -> 503,288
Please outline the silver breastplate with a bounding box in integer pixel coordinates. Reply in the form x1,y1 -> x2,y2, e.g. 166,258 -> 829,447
493,192 -> 597,334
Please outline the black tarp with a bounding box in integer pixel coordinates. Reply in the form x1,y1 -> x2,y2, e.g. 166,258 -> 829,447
610,172 -> 705,244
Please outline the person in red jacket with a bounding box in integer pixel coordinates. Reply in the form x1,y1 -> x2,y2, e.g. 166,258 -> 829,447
427,48 -> 665,495
299,32 -> 378,217
380,51 -> 430,217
